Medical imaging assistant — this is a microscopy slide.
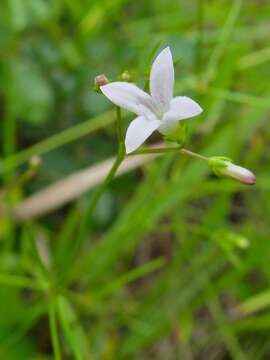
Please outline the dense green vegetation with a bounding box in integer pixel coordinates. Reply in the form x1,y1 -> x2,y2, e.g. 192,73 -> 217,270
0,0 -> 269,358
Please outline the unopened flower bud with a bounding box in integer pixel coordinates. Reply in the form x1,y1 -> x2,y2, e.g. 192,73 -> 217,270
120,70 -> 132,82
94,74 -> 109,89
208,157 -> 256,185
222,163 -> 256,185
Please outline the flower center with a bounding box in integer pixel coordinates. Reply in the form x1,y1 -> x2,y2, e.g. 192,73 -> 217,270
154,109 -> 164,120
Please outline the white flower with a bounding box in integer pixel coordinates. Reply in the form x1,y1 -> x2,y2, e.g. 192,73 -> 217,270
100,47 -> 203,153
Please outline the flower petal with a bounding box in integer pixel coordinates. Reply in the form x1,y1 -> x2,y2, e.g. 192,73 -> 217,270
125,116 -> 161,154
150,47 -> 174,113
222,163 -> 256,185
163,96 -> 203,122
100,82 -> 153,115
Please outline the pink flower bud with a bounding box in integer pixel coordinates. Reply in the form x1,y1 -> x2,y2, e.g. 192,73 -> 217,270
208,157 -> 256,185
222,163 -> 256,185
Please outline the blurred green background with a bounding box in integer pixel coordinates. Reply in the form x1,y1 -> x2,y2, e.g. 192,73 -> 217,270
0,0 -> 270,359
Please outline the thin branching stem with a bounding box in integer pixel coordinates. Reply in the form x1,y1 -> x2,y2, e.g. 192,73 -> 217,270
180,148 -> 209,161
129,146 -> 181,155
129,146 -> 209,161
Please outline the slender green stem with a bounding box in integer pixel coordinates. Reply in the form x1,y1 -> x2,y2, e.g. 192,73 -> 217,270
77,143 -> 125,243
79,107 -> 125,233
66,109 -> 126,270
129,146 -> 209,161
129,146 -> 181,155
180,148 -> 209,161
48,299 -> 62,360
116,107 -> 123,143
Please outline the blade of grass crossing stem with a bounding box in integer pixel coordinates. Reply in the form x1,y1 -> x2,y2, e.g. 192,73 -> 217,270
209,298 -> 248,360
53,206 -> 81,274
205,0 -> 243,82
238,46 -> 270,70
194,0 -> 204,74
0,273 -> 42,290
4,303 -> 47,348
209,88 -> 270,109
93,257 -> 165,299
120,253 -> 223,355
0,111 -> 115,175
57,295 -> 90,360
239,289 -> 270,315
48,299 -> 62,360
144,40 -> 163,90
145,39 -> 163,69
21,223 -> 50,278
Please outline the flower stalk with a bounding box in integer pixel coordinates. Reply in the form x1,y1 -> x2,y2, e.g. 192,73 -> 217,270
72,107 -> 126,261
116,106 -> 123,144
129,146 -> 208,161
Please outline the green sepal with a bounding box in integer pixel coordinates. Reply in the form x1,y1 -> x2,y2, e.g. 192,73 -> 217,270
164,122 -> 188,145
208,156 -> 232,176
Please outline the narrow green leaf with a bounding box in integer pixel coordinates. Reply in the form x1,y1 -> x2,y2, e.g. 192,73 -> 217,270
57,296 -> 90,360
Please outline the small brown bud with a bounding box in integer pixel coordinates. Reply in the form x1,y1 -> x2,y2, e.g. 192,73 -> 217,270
94,74 -> 109,88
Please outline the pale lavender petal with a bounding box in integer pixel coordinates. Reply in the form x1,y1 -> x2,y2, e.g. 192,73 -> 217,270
125,116 -> 161,153
150,47 -> 174,113
163,96 -> 203,122
101,82 -> 154,115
